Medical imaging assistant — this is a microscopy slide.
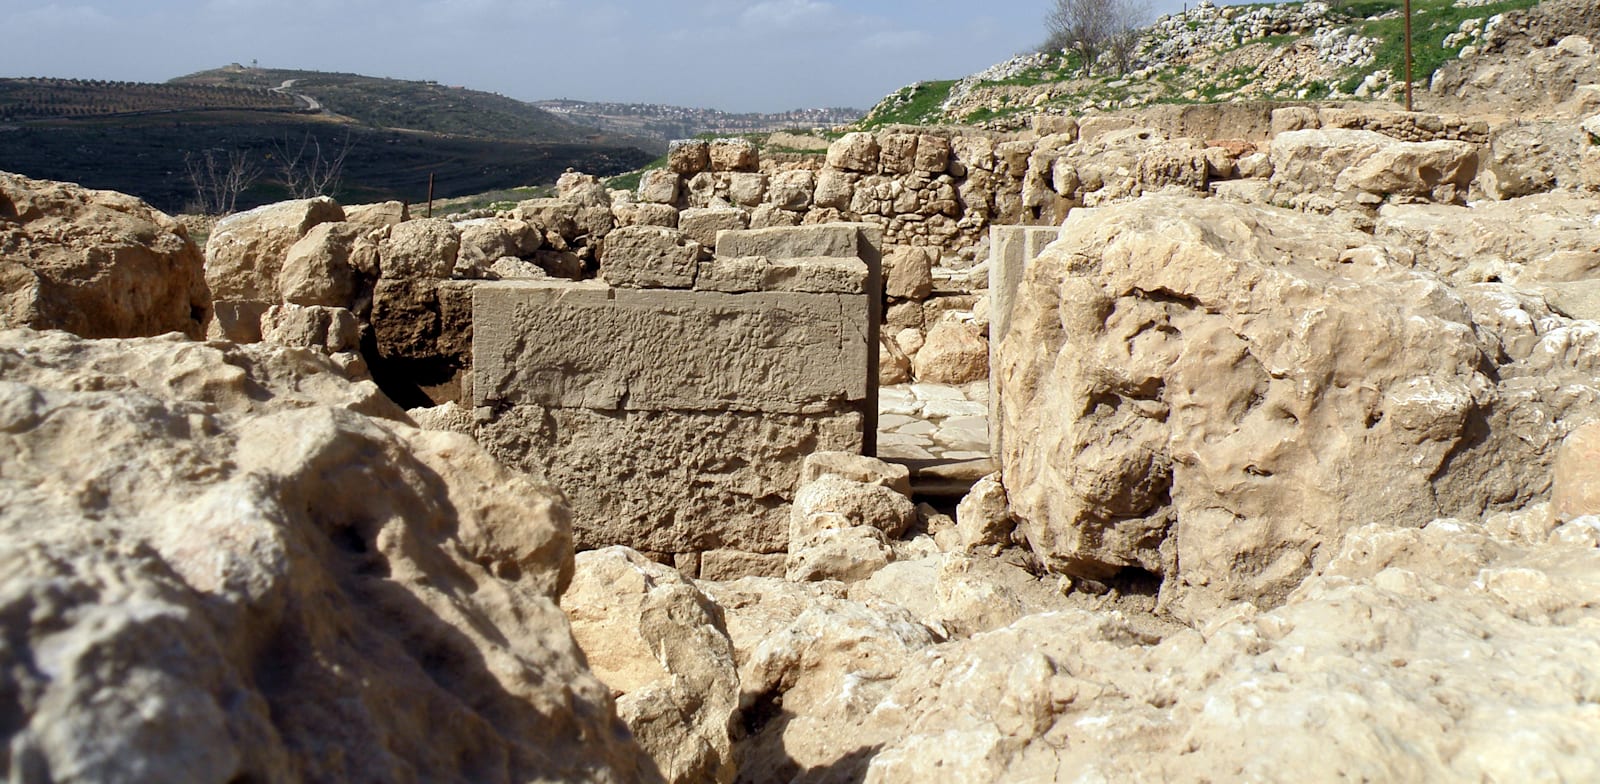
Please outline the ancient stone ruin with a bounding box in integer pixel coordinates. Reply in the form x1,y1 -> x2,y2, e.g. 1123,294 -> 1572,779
6,15 -> 1600,782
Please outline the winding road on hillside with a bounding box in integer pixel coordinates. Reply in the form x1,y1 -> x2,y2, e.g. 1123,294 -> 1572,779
272,79 -> 323,113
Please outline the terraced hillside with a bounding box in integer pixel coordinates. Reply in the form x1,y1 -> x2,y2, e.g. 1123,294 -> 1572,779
0,66 -> 657,214
0,78 -> 301,120
172,66 -> 630,145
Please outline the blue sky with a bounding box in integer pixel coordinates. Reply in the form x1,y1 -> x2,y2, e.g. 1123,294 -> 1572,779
0,0 -> 1196,112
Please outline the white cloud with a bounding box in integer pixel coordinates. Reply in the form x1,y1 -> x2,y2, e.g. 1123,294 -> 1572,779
14,3 -> 113,27
738,0 -> 835,30
859,29 -> 932,51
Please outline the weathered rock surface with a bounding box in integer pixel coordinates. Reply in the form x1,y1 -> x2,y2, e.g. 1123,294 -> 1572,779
997,193 -> 1600,617
1,172 -> 209,338
722,514 -> 1600,783
0,328 -> 657,783
1375,192 -> 1600,286
565,548 -> 738,784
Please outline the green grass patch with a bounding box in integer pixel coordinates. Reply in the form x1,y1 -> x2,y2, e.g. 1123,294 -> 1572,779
1358,0 -> 1540,89
855,80 -> 957,130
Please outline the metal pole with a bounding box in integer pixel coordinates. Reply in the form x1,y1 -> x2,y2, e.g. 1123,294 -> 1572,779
426,173 -> 435,218
1403,0 -> 1414,111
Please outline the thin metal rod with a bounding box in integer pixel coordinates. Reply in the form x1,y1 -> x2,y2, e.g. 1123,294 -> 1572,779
1403,0 -> 1414,111
426,173 -> 435,218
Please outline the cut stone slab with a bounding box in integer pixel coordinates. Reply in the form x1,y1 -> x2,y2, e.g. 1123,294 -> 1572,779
474,281 -> 870,414
695,256 -> 867,294
477,406 -> 863,554
716,223 -> 881,262
600,225 -> 701,289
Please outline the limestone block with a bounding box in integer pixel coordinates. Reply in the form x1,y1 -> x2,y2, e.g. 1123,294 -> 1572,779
956,473 -> 1015,550
695,257 -> 867,295
1269,129 -> 1478,206
728,173 -> 767,207
999,192 -> 1600,617
678,206 -> 750,249
914,315 -> 989,384
615,202 -> 680,228
1078,116 -> 1136,142
885,301 -> 925,331
715,223 -> 877,261
879,133 -> 918,175
884,246 -> 935,300
1032,115 -> 1079,139
914,134 -> 951,174
669,139 -> 711,175
208,299 -> 271,343
767,170 -> 816,211
0,172 -> 210,339
749,204 -> 801,229
378,218 -> 460,280
699,550 -> 788,580
206,196 -> 344,302
341,200 -> 409,230
473,282 -> 870,413
1270,106 -> 1320,135
512,198 -> 580,239
800,452 -> 913,497
455,218 -> 539,279
600,225 -> 701,289
260,304 -> 361,353
477,405 -> 863,553
826,132 -> 881,173
786,527 -> 893,583
1554,421 -> 1600,522
557,172 -> 610,206
0,331 -> 661,782
813,169 -> 857,210
709,138 -> 759,172
638,169 -> 681,205
791,474 -> 917,542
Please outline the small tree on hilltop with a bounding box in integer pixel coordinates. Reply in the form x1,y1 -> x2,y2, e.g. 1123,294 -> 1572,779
1043,0 -> 1147,77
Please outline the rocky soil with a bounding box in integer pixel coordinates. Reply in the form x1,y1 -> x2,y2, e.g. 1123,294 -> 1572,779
5,6 -> 1600,781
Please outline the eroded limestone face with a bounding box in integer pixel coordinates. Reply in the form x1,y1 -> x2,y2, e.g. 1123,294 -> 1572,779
996,193 -> 1600,617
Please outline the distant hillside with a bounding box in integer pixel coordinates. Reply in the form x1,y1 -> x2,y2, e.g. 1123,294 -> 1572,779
171,65 -> 657,148
0,66 -> 658,214
0,78 -> 301,120
532,99 -> 863,142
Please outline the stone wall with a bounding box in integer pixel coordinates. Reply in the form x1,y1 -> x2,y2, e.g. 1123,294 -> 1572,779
470,224 -> 881,572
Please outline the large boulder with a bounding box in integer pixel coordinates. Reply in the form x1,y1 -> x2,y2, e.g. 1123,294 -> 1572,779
1268,129 -> 1479,208
0,328 -> 658,782
205,196 -> 344,302
997,193 -> 1600,617
0,172 -> 209,338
